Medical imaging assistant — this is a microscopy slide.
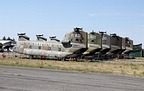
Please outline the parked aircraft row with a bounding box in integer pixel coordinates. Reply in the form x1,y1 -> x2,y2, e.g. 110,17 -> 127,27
12,27 -> 135,61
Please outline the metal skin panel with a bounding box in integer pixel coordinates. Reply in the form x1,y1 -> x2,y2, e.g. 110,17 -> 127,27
123,38 -> 133,54
125,38 -> 133,50
133,43 -> 142,50
110,36 -> 122,53
117,36 -> 122,48
83,32 -> 101,55
88,32 -> 101,46
102,34 -> 110,49
122,38 -> 126,50
23,49 -> 72,58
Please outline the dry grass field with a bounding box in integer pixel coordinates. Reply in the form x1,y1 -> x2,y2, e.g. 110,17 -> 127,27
0,56 -> 144,77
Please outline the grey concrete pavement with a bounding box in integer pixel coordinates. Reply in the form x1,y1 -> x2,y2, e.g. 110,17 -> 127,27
0,66 -> 144,91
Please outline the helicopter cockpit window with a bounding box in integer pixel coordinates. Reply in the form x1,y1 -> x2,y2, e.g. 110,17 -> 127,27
62,41 -> 72,48
63,43 -> 72,48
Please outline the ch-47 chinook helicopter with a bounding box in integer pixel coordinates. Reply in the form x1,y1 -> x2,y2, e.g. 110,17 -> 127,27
13,28 -> 88,60
82,31 -> 102,60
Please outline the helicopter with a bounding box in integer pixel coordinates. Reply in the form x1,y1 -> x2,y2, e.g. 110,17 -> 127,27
13,28 -> 88,60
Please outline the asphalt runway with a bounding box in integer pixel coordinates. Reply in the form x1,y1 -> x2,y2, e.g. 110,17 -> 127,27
0,66 -> 144,91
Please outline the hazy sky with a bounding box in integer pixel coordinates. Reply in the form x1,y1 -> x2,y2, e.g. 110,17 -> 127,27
0,0 -> 144,47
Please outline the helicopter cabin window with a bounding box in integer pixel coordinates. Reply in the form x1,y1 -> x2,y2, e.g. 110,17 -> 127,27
58,48 -> 61,51
48,47 -> 51,50
39,46 -> 41,49
91,40 -> 94,42
76,38 -> 79,41
74,33 -> 82,38
29,45 -> 32,49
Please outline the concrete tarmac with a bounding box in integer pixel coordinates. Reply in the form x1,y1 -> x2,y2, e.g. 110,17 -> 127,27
0,66 -> 144,91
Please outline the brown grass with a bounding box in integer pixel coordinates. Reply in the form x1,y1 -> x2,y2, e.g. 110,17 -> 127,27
0,58 -> 144,77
